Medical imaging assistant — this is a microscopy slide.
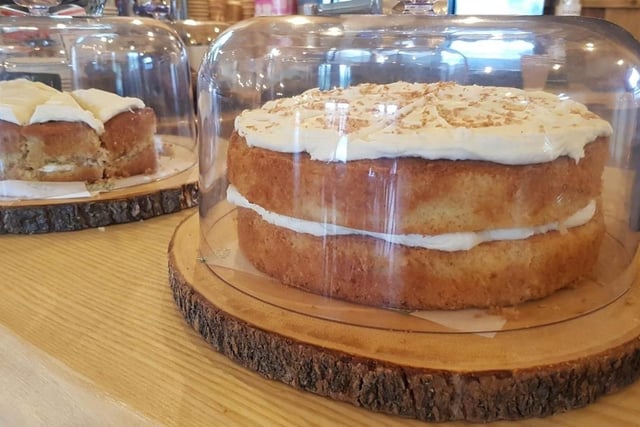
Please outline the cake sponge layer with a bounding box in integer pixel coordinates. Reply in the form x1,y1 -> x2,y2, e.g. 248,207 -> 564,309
236,206 -> 606,310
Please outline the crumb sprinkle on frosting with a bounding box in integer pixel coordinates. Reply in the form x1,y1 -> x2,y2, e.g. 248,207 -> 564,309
235,81 -> 612,164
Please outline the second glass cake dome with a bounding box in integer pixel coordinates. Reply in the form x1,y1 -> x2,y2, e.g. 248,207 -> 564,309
198,15 -> 640,332
0,15 -> 196,197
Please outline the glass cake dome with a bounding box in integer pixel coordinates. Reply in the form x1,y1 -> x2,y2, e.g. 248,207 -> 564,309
198,15 -> 640,333
0,15 -> 196,198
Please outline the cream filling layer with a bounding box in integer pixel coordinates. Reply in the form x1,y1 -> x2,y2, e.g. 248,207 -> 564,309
38,163 -> 75,173
226,185 -> 596,252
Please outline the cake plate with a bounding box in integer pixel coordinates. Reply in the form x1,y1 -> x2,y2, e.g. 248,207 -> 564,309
0,164 -> 198,234
168,211 -> 640,423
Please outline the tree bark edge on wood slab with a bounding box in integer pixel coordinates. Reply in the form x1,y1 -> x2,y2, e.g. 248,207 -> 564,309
168,251 -> 640,423
0,182 -> 198,234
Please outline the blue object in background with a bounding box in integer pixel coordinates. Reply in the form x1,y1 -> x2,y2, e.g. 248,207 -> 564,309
450,0 -> 545,15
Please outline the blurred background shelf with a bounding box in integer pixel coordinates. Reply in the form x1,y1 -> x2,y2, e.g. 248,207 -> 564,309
582,0 -> 640,40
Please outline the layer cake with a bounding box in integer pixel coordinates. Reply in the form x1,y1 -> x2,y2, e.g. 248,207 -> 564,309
226,81 -> 612,310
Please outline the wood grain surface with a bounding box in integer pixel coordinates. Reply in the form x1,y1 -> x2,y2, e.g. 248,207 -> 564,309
170,212 -> 640,423
1,208 -> 640,426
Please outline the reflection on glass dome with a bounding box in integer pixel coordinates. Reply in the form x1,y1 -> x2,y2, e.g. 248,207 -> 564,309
196,15 -> 640,333
0,16 -> 197,199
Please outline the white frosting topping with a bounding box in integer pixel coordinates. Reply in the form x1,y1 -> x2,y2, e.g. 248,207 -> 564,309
0,79 -> 59,125
30,92 -> 104,133
227,185 -> 597,252
235,82 -> 613,165
0,79 -> 145,133
71,88 -> 145,123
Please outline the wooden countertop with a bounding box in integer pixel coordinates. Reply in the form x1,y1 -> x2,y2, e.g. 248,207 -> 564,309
1,208 -> 640,427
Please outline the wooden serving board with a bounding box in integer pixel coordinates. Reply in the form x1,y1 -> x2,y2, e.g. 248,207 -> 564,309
0,166 -> 198,234
168,212 -> 640,423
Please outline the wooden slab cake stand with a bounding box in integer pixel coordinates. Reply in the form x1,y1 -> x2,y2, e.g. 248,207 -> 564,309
0,166 -> 198,234
168,212 -> 640,423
